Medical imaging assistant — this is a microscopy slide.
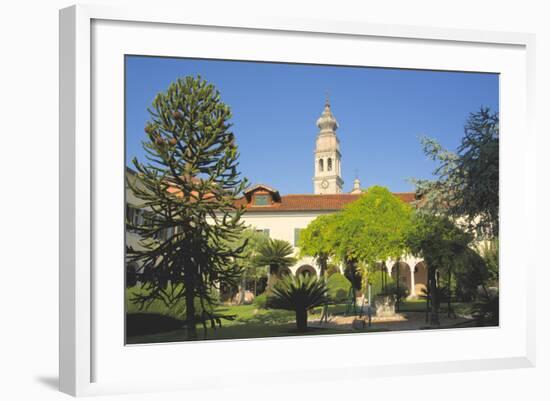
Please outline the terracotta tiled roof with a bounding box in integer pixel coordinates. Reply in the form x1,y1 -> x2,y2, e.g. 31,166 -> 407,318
126,168 -> 417,212
234,192 -> 416,212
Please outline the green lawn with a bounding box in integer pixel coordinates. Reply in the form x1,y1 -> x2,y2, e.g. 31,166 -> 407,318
126,300 -> 474,344
206,302 -> 350,328
126,302 -> 384,344
126,322 -> 360,344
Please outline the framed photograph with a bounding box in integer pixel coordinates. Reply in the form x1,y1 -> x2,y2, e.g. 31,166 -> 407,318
59,4 -> 536,397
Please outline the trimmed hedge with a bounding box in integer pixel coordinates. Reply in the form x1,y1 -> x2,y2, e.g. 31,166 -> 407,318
126,313 -> 183,336
327,273 -> 352,303
125,285 -> 214,320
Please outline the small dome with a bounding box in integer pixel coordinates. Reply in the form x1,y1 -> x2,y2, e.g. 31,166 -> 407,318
351,177 -> 362,194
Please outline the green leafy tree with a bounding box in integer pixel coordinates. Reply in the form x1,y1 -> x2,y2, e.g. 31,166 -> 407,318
227,228 -> 269,302
126,76 -> 248,340
413,107 -> 499,238
406,213 -> 472,325
270,275 -> 329,331
478,239 -> 499,287
298,213 -> 340,277
335,186 -> 414,294
254,238 -> 297,292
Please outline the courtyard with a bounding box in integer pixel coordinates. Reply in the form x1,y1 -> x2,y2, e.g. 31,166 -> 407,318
126,300 -> 479,344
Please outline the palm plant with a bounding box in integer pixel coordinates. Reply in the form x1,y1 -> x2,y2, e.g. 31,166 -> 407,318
254,238 -> 297,292
270,275 -> 329,331
419,285 -> 450,323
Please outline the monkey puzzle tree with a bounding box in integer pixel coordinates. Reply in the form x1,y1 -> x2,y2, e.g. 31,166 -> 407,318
126,76 -> 248,340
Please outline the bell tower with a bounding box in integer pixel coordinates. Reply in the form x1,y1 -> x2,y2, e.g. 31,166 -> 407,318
313,98 -> 344,194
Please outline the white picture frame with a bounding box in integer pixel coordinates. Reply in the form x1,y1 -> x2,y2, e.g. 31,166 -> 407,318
59,4 -> 536,397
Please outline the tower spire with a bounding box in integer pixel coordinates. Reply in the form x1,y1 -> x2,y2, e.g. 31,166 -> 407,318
313,98 -> 343,194
316,94 -> 339,133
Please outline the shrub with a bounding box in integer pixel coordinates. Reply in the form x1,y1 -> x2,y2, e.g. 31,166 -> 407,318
335,288 -> 348,302
327,273 -> 352,303
326,264 -> 341,277
385,281 -> 409,302
125,285 -> 214,320
253,292 -> 268,309
126,313 -> 183,336
367,270 -> 394,298
472,293 -> 499,326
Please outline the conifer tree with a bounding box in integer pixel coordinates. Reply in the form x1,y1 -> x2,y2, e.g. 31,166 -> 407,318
126,76 -> 248,340
412,107 -> 499,238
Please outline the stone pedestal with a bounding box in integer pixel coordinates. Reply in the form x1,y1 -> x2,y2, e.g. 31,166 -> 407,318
374,294 -> 396,317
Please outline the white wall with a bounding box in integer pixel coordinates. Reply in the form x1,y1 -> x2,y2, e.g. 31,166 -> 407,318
241,211 -> 332,273
1,1 -> 548,400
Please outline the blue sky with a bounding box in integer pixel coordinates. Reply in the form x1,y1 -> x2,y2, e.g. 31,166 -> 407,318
125,56 -> 498,194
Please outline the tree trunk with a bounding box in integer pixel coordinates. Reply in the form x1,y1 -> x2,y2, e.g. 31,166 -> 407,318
396,263 -> 400,312
238,271 -> 246,304
480,282 -> 491,301
319,255 -> 328,278
447,271 -> 452,318
296,308 -> 308,332
382,262 -> 388,294
184,271 -> 198,340
266,265 -> 278,294
428,266 -> 439,326
425,271 -> 430,324
319,256 -> 329,323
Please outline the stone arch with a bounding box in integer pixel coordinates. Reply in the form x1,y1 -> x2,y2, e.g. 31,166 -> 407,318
318,158 -> 324,172
296,264 -> 317,277
327,157 -> 333,171
391,261 -> 412,295
413,261 -> 428,295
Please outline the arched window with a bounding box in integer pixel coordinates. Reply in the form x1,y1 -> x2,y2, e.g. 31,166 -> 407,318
318,159 -> 324,172
327,158 -> 332,171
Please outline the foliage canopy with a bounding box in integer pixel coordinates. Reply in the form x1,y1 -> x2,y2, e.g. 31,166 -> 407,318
336,186 -> 414,268
297,213 -> 340,276
412,107 -> 499,238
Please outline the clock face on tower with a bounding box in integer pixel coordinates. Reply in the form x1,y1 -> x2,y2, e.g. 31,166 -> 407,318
321,180 -> 329,189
